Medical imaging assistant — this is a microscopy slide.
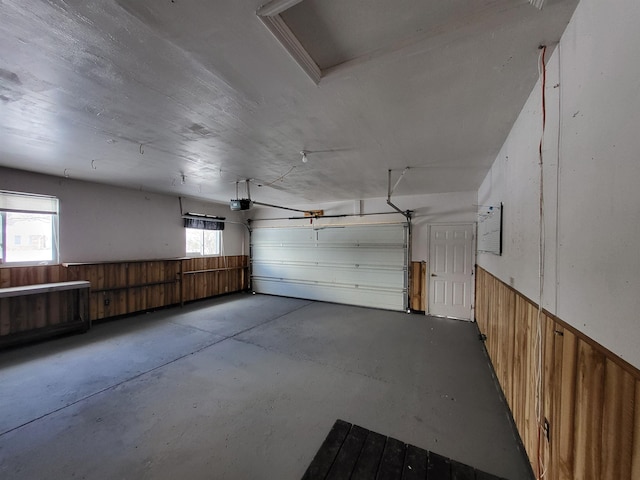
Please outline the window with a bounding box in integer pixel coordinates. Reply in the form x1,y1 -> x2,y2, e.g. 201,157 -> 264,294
186,228 -> 221,256
0,190 -> 59,265
183,216 -> 224,257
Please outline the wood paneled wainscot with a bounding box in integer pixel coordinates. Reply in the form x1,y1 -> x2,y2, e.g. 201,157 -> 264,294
181,256 -> 248,304
66,260 -> 182,321
0,256 -> 249,348
410,261 -> 427,312
475,266 -> 640,480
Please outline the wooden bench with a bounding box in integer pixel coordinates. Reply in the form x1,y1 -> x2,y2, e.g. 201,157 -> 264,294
0,281 -> 91,348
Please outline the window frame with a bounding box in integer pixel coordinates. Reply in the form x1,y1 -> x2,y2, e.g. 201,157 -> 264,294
185,227 -> 222,257
0,190 -> 59,266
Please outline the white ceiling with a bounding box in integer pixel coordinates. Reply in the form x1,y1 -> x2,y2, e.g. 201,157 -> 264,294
0,0 -> 578,206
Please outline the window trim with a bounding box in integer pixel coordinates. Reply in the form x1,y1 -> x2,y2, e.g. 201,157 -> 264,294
0,190 -> 60,266
185,228 -> 222,257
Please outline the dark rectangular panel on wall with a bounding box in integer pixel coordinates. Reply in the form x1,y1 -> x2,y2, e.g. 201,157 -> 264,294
475,266 -> 640,480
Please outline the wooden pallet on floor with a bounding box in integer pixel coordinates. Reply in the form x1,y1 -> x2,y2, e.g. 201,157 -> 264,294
302,419 -> 507,480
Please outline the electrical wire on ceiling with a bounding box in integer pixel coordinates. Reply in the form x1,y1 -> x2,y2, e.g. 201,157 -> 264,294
388,163 -> 486,174
256,165 -> 297,187
254,148 -> 329,188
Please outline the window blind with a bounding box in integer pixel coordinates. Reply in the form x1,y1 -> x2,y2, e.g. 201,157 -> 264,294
183,217 -> 225,231
0,190 -> 59,214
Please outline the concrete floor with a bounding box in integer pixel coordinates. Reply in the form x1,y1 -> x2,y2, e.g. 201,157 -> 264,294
0,294 -> 532,480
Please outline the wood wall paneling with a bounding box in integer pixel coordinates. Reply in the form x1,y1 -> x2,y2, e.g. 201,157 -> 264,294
601,359 -> 635,479
633,381 -> 640,479
0,296 -> 9,336
475,267 -> 640,480
128,262 -> 147,312
410,261 -> 427,312
1,256 -> 249,348
181,255 -> 248,304
573,340 -> 605,479
557,327 -> 577,480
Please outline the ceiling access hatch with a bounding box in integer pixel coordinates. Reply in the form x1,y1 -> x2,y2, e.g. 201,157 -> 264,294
257,0 -> 537,84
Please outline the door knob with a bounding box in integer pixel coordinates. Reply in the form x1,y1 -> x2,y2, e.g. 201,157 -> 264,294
431,273 -> 437,277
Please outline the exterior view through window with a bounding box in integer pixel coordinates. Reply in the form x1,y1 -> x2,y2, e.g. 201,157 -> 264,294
0,191 -> 59,265
186,228 -> 220,256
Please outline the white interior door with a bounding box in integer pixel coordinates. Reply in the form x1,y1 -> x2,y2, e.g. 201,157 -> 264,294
428,224 -> 474,320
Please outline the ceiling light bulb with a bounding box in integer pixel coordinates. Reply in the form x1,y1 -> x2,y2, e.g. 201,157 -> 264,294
301,151 -> 308,163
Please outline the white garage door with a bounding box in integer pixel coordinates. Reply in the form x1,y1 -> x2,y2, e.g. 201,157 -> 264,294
251,223 -> 408,311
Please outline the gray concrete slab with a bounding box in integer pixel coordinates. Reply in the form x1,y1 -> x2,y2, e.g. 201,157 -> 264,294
0,316 -> 224,435
166,293 -> 312,337
0,294 -> 532,480
236,301 -> 530,478
0,293 -> 309,435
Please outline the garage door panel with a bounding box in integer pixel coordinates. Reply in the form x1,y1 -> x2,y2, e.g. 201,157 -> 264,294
250,246 -> 311,263
251,278 -> 406,312
251,224 -> 408,311
251,246 -> 404,266
252,263 -> 404,288
255,228 -> 314,243
317,226 -> 405,244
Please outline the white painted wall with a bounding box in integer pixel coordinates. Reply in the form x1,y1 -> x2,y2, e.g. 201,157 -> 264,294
478,0 -> 640,368
249,191 -> 477,262
0,167 -> 247,263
